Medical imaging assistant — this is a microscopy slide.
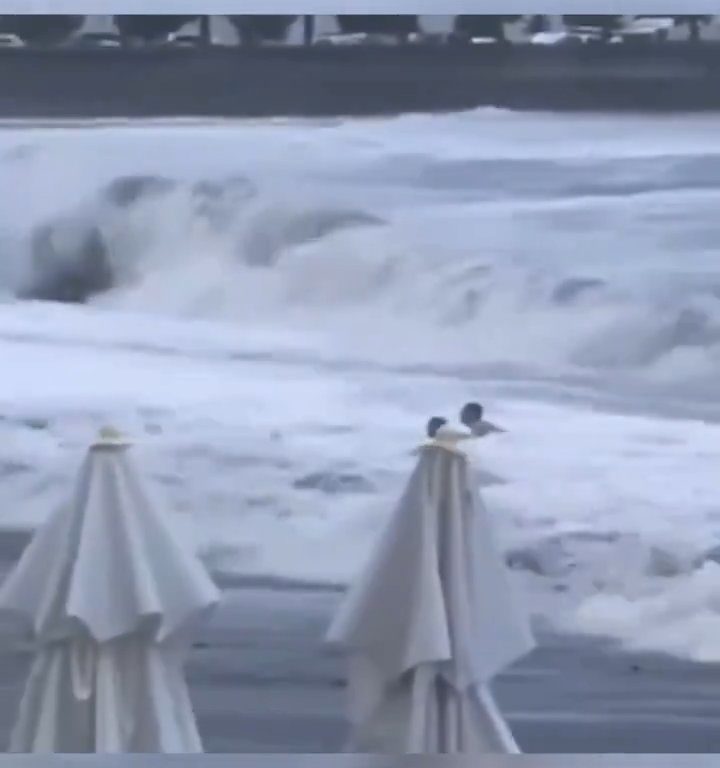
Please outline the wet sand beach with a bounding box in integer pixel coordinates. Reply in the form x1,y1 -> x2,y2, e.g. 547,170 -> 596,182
0,531 -> 719,753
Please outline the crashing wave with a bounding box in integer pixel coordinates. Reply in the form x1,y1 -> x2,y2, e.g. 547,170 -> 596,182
15,173 -> 387,303
572,306 -> 720,369
6,130 -> 720,410
242,208 -> 384,267
19,218 -> 112,304
103,174 -> 177,208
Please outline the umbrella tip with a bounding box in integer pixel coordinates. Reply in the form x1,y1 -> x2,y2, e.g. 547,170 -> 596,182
92,426 -> 131,448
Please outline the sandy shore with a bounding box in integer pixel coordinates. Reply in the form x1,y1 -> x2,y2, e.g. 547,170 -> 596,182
1,530 -> 720,754
190,590 -> 720,754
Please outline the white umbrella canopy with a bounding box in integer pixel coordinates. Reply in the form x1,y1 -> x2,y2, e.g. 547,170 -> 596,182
326,440 -> 535,754
0,428 -> 220,753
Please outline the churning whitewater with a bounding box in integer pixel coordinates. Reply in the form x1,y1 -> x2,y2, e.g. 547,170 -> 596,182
2,110 -> 720,662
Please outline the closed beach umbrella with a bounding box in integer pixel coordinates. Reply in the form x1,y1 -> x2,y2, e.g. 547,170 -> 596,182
327,438 -> 534,753
0,428 -> 220,753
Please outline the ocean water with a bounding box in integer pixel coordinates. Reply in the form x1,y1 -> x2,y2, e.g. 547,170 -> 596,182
1,110 -> 720,660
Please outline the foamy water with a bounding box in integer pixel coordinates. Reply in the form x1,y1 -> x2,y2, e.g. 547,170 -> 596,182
1,110 -> 720,660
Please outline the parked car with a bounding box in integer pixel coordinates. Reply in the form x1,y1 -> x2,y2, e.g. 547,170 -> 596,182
0,33 -> 24,48
164,33 -> 204,47
75,33 -> 123,48
469,36 -> 502,45
314,32 -> 398,46
407,32 -> 450,45
531,31 -> 576,45
620,17 -> 674,42
532,27 -> 623,45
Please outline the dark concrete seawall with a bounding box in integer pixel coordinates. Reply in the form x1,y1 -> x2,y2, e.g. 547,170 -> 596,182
3,43 -> 720,118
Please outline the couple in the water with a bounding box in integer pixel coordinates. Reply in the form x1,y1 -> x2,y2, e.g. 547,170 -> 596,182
426,401 -> 505,442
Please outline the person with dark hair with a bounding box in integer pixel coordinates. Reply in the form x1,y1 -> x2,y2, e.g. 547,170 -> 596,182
412,416 -> 463,457
460,402 -> 483,427
460,402 -> 505,436
426,416 -> 447,438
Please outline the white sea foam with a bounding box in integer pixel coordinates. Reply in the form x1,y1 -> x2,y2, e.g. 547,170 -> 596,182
1,110 -> 720,660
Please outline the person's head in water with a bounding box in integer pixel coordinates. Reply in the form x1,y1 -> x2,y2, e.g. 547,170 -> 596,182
426,416 -> 447,438
460,402 -> 483,428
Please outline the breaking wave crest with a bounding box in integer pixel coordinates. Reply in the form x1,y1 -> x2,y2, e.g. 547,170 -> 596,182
3,112 -> 720,411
